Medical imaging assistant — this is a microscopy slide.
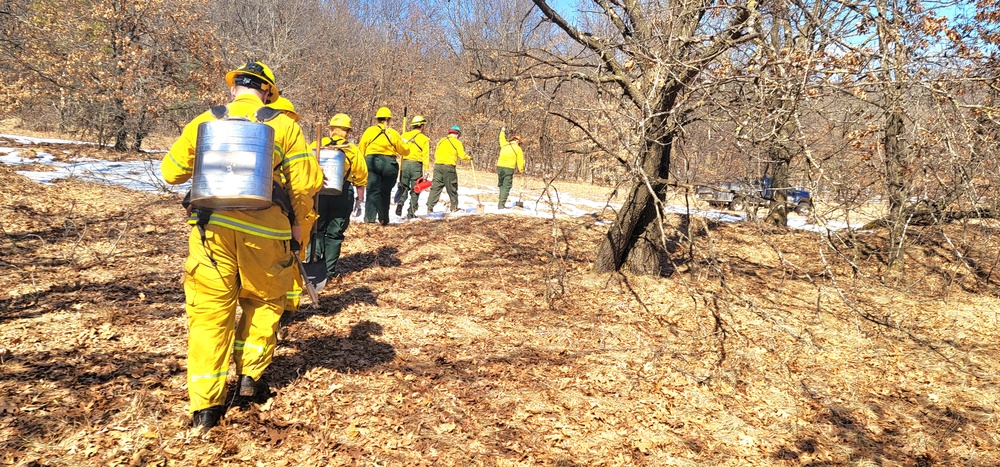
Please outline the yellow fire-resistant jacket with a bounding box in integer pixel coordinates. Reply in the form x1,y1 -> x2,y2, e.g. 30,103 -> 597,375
401,129 -> 430,169
358,123 -> 410,158
433,134 -> 471,166
498,130 -> 525,172
311,136 -> 368,188
161,93 -> 324,240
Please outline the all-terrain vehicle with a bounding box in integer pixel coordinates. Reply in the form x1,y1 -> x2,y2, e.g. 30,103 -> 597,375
694,177 -> 813,216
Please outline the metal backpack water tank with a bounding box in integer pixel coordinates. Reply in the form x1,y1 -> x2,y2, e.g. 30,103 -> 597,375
190,120 -> 276,210
318,148 -> 346,195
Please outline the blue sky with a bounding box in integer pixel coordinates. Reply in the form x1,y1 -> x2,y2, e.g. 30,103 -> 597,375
545,0 -> 580,23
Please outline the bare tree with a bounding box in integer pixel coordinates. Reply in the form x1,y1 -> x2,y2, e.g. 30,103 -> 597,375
453,0 -> 561,169
749,1 -> 831,225
522,0 -> 757,274
0,0 -> 223,150
817,0 -> 993,270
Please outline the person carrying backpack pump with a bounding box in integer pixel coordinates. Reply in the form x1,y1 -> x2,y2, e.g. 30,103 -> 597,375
426,125 -> 471,213
268,96 -> 312,318
311,113 -> 368,278
358,107 -> 410,225
160,61 -> 324,432
496,127 -> 525,209
397,115 -> 430,219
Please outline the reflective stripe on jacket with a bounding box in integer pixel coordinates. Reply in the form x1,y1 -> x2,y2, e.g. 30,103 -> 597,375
161,93 -> 323,238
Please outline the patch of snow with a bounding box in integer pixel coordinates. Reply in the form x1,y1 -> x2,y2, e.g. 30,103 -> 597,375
4,148 -> 184,193
1,150 -> 56,164
0,133 -> 92,146
0,133 -> 850,231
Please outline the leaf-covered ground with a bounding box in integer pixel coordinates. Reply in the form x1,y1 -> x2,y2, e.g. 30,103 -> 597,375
3,138 -> 1000,466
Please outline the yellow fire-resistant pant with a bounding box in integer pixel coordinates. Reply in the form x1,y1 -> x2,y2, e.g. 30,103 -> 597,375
183,224 -> 294,413
285,275 -> 303,313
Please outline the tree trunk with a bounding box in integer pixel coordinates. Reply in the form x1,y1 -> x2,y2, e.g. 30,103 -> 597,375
132,131 -> 145,152
112,100 -> 128,152
764,88 -> 796,226
764,145 -> 792,226
625,212 -> 666,274
594,121 -> 672,274
594,183 -> 666,274
132,111 -> 148,152
884,108 -> 907,266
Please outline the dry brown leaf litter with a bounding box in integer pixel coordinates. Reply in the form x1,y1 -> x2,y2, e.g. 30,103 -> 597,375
2,140 -> 1000,466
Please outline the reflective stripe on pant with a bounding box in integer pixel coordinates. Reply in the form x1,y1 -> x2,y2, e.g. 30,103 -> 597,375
184,224 -> 293,413
497,166 -> 515,206
285,279 -> 302,313
399,160 -> 423,216
364,155 -> 398,224
426,164 -> 459,211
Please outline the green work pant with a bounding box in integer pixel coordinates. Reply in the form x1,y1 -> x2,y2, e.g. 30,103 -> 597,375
315,185 -> 354,277
497,166 -> 515,207
426,165 -> 459,212
364,155 -> 398,224
398,160 -> 423,217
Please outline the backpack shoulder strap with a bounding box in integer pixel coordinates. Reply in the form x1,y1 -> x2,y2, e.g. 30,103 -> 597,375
375,126 -> 392,146
255,106 -> 282,122
406,131 -> 423,152
210,105 -> 228,120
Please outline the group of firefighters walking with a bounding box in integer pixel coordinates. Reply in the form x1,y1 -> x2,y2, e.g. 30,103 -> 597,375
160,61 -> 526,432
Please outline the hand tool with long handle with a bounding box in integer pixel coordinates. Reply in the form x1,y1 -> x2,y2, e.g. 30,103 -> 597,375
290,239 -> 320,304
515,172 -> 525,208
470,157 -> 484,214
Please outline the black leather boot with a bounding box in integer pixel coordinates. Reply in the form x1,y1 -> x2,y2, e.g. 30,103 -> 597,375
238,375 -> 258,397
191,406 -> 224,429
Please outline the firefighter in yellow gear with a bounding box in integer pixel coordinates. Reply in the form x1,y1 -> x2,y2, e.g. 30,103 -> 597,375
496,127 -> 525,209
269,96 -> 299,121
358,107 -> 409,224
268,96 -> 311,316
310,113 -> 368,277
396,115 -> 431,218
426,125 -> 471,213
160,61 -> 324,431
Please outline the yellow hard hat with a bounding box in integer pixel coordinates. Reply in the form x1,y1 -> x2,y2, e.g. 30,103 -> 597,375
375,107 -> 392,119
225,61 -> 279,104
269,97 -> 298,121
329,113 -> 352,129
410,115 -> 427,127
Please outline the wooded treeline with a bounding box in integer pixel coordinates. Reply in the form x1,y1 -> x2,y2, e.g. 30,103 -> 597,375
2,0 -> 999,276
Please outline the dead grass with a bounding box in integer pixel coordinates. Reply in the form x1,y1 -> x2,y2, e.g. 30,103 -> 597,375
2,140 -> 1000,466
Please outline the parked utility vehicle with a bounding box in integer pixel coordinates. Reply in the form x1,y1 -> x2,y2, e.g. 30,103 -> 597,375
694,177 -> 813,216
